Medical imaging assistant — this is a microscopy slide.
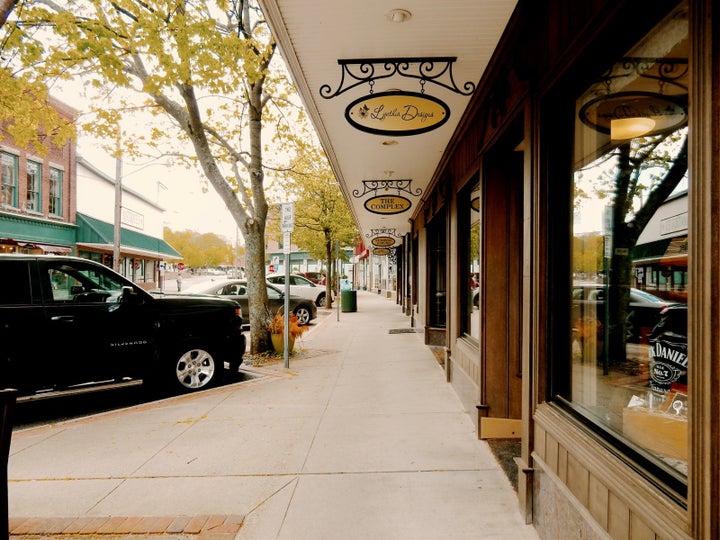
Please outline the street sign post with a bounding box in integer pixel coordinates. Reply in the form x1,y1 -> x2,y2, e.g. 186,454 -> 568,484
281,203 -> 294,368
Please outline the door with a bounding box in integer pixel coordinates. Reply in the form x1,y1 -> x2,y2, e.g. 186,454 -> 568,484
38,259 -> 154,389
0,259 -> 49,392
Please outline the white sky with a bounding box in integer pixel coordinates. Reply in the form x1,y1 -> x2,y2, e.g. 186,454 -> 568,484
76,134 -> 241,244
74,130 -> 241,244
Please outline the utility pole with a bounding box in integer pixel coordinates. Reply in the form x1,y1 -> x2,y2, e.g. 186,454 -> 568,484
113,148 -> 122,273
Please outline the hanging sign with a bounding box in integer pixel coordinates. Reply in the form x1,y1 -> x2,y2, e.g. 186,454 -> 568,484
372,236 -> 396,247
373,248 -> 390,256
579,91 -> 687,137
364,195 -> 411,215
345,91 -> 450,136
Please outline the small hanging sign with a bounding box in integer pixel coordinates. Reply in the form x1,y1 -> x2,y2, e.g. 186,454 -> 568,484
372,236 -> 396,247
364,195 -> 412,215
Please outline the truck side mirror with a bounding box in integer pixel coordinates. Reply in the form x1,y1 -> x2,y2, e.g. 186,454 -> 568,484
120,286 -> 139,304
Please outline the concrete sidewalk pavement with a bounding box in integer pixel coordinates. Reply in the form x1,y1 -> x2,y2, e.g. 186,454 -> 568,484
8,291 -> 539,539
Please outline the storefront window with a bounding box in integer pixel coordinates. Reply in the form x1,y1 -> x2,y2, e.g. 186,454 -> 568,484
427,209 -> 446,327
567,4 -> 688,479
49,167 -> 63,216
1,152 -> 18,207
462,180 -> 480,339
26,161 -> 41,212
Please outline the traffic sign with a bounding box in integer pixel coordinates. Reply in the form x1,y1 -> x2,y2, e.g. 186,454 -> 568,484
281,202 -> 294,232
283,231 -> 291,254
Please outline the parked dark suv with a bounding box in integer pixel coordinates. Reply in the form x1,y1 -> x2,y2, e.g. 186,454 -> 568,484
0,255 -> 245,401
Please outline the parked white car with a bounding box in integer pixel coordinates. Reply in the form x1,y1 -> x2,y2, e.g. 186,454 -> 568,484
266,273 -> 329,307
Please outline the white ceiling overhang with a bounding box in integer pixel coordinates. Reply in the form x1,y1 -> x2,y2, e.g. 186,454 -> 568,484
260,1 -> 518,248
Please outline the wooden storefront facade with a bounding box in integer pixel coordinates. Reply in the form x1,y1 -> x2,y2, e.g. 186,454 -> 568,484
409,0 -> 717,537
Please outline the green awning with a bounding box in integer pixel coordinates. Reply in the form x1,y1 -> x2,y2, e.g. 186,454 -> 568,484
632,236 -> 687,265
76,213 -> 182,259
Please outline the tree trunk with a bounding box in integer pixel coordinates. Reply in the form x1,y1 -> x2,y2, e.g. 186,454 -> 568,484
0,0 -> 18,28
605,139 -> 688,368
244,220 -> 270,353
606,227 -> 635,367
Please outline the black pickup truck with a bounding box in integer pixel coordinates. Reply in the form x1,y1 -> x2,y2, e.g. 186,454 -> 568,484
0,254 -> 245,401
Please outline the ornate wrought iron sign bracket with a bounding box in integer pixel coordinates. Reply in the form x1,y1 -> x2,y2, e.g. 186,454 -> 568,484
367,227 -> 402,239
319,57 -> 476,99
352,179 -> 422,198
353,179 -> 422,215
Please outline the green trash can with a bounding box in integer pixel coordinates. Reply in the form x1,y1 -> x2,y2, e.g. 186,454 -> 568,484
341,290 -> 357,312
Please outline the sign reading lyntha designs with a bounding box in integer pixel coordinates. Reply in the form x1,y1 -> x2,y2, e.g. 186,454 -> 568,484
345,91 -> 450,136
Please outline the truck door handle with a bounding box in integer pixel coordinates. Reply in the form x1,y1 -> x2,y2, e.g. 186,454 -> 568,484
50,315 -> 74,322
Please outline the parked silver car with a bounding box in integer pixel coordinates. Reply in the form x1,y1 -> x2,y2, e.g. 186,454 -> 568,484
266,273 -> 329,307
189,279 -> 317,326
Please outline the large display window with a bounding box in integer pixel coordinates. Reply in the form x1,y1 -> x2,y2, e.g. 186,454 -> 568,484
565,3 -> 689,485
461,178 -> 480,340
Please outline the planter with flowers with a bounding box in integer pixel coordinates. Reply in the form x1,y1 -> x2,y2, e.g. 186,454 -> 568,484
267,307 -> 309,354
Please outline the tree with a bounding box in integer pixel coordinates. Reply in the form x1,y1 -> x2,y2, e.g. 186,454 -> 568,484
0,0 -> 75,154
280,145 -> 357,307
164,227 -> 233,268
578,132 -> 687,365
0,0 -> 17,27
9,0 -> 308,353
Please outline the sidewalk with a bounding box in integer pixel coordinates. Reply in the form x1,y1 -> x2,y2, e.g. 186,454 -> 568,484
8,291 -> 539,539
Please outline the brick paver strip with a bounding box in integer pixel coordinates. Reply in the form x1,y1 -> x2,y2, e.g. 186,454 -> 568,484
59,517 -> 91,534
149,516 -> 177,533
8,518 -> 29,534
96,515 -> 133,533
43,518 -> 76,534
222,514 -> 245,526
166,515 -> 192,533
80,516 -> 112,534
129,516 -> 158,533
204,514 -> 227,530
9,517 -> 41,535
207,523 -> 244,533
8,514 -> 244,537
184,514 -> 210,534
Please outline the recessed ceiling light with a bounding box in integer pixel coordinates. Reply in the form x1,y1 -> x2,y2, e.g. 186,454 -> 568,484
386,9 -> 412,23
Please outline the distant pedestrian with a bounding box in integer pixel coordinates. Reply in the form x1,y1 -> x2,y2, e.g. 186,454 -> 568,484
176,273 -> 183,292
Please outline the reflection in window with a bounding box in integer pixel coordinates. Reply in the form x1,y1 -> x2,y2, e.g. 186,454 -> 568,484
48,262 -> 126,303
462,181 -> 480,339
568,4 -> 688,479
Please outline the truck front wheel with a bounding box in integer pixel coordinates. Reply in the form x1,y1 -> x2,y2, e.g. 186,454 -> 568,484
172,345 -> 218,392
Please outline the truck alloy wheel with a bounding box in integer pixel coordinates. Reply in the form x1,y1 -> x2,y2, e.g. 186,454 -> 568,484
175,347 -> 217,390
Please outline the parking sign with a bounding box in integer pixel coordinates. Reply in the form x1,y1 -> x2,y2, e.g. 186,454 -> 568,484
281,203 -> 294,232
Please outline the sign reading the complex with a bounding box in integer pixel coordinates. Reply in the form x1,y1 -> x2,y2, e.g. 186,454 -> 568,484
373,248 -> 390,256
345,91 -> 450,136
364,195 -> 412,215
372,236 -> 396,247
